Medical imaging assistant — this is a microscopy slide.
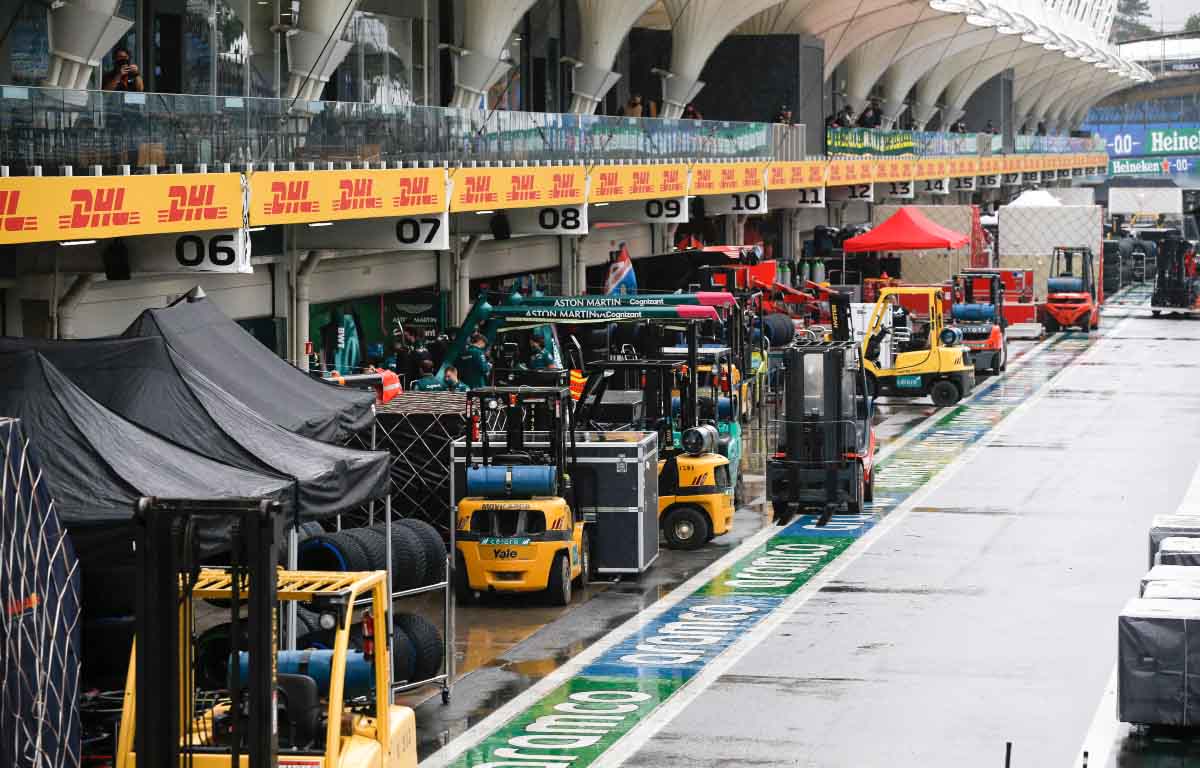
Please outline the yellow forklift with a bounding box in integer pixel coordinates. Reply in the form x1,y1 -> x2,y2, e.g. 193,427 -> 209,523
577,360 -> 734,550
117,498 -> 417,768
861,286 -> 975,407
454,386 -> 588,606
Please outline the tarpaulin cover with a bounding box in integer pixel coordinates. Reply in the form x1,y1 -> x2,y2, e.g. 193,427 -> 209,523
0,336 -> 388,517
1118,598 -> 1200,726
0,418 -> 81,768
842,206 -> 970,252
123,292 -> 374,443
0,351 -> 294,557
1140,564 -> 1200,595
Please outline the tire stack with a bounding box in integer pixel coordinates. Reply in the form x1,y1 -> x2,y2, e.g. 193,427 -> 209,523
296,518 -> 448,684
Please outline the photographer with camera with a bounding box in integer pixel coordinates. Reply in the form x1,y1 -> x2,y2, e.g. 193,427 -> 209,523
103,47 -> 144,92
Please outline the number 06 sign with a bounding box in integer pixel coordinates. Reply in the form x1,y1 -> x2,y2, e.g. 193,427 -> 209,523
125,228 -> 252,274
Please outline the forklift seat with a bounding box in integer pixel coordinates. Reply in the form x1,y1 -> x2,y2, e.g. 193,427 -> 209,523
276,673 -> 322,749
491,451 -> 533,465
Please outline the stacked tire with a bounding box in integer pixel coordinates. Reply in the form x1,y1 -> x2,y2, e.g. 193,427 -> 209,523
296,519 -> 447,591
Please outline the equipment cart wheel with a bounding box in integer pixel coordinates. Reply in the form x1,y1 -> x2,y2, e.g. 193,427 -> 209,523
929,379 -> 961,407
442,689 -> 451,705
547,550 -> 572,606
662,506 -> 710,551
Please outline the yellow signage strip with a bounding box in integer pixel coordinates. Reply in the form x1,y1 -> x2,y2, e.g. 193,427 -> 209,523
589,164 -> 688,202
448,166 -> 586,213
0,173 -> 242,245
249,167 -> 446,225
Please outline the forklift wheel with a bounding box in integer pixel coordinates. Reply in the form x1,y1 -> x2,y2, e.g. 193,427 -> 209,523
574,532 -> 591,589
863,467 -> 874,503
864,374 -> 879,398
547,551 -> 572,606
663,507 -> 710,550
993,343 -> 1007,375
1153,310 -> 1161,317
454,552 -> 478,605
1045,318 -> 1059,333
929,380 -> 961,407
847,466 -> 864,515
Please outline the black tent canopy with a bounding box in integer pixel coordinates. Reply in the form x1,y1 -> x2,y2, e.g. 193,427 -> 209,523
0,336 -> 388,518
0,351 -> 295,556
123,290 -> 375,443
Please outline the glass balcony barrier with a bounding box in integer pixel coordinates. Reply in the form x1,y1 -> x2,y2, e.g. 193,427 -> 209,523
1013,134 -> 1108,153
0,85 -> 810,176
827,128 -> 1104,157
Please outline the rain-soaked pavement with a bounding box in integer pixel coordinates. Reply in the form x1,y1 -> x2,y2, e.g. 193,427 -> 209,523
410,286 -> 1200,767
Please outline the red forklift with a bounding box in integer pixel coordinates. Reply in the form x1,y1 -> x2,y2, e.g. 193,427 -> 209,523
950,270 -> 1009,375
1045,246 -> 1100,333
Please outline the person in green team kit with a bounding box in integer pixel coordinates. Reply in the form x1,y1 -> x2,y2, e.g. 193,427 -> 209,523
527,334 -> 558,370
443,365 -> 469,392
455,333 -> 492,388
410,359 -> 443,391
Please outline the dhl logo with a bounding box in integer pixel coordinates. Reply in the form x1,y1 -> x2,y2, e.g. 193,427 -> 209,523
659,169 -> 684,193
549,172 -> 581,200
594,171 -> 623,197
845,163 -> 858,181
58,187 -> 141,229
718,168 -> 737,189
393,175 -> 438,208
692,168 -> 713,190
0,190 -> 37,232
506,174 -> 540,202
333,178 -> 382,212
462,175 -> 499,205
157,184 -> 228,223
828,164 -> 843,182
265,180 -> 319,216
630,170 -> 653,195
741,167 -> 759,187
769,167 -> 786,186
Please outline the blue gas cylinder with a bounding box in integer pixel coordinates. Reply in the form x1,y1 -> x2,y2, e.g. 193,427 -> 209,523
950,303 -> 995,322
466,465 -> 557,497
233,650 -> 375,698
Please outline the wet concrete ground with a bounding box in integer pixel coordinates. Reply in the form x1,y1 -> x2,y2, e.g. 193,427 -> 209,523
613,310 -> 1200,766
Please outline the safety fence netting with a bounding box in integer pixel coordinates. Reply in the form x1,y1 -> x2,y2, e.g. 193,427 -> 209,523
342,392 -> 469,533
0,418 -> 82,768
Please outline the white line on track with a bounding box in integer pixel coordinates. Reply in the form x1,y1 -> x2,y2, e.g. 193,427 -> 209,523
422,328 -> 1072,768
596,321 -> 1130,768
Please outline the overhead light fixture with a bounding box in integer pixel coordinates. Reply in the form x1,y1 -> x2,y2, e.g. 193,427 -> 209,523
593,202 -> 609,207
60,239 -> 96,246
307,221 -> 333,227
247,226 -> 266,232
475,210 -> 495,215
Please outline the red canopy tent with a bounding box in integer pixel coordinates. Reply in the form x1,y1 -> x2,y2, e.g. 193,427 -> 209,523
842,206 -> 969,252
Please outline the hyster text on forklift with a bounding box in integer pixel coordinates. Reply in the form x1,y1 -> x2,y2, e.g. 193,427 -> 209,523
950,270 -> 1009,375
768,294 -> 876,526
1045,246 -> 1100,332
454,386 -> 590,606
861,287 -> 976,407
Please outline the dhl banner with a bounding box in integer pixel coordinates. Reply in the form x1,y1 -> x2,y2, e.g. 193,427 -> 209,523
873,158 -> 917,184
0,173 -> 242,246
249,167 -> 446,225
913,157 -> 950,181
689,163 -> 766,196
766,161 -> 827,190
449,165 -> 585,212
825,158 -> 874,187
589,164 -> 688,202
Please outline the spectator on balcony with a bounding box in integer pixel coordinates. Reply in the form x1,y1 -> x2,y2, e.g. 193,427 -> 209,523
623,94 -> 645,117
774,105 -> 793,125
857,101 -> 883,129
1036,122 -> 1047,136
682,103 -> 702,120
103,47 -> 144,92
832,104 -> 856,128
984,120 -> 996,134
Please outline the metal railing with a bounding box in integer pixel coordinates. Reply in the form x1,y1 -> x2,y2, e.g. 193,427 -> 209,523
0,85 -> 784,175
1013,134 -> 1107,153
